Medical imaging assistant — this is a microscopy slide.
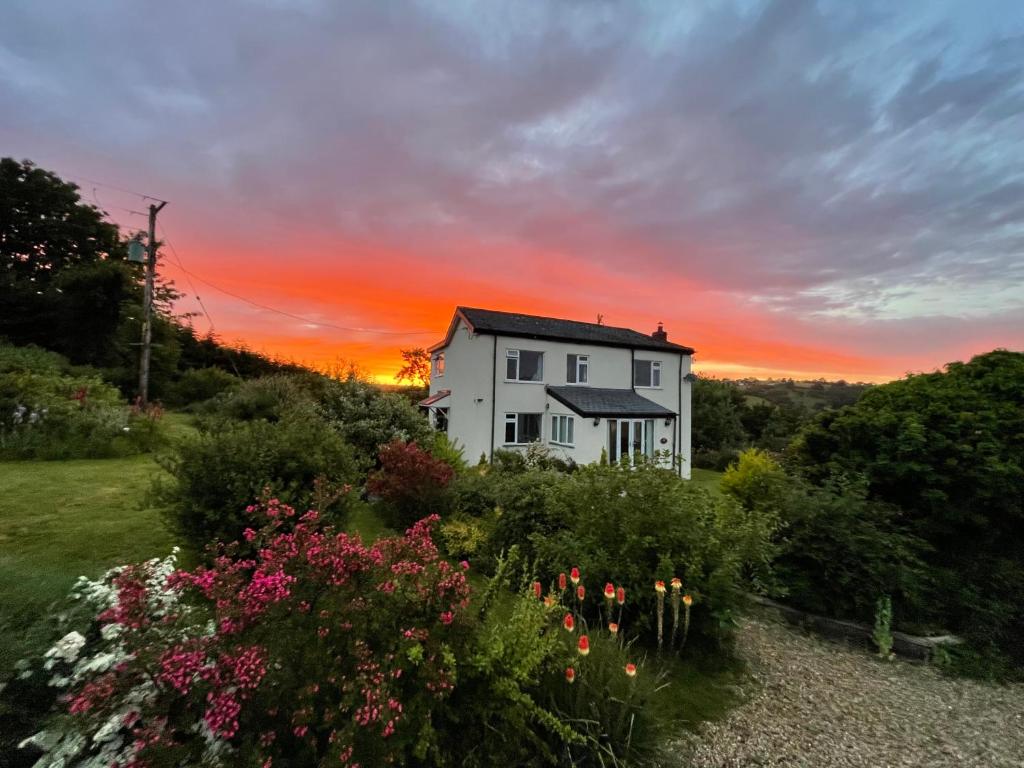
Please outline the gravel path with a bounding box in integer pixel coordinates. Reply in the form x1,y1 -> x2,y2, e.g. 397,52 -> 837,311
672,613 -> 1024,768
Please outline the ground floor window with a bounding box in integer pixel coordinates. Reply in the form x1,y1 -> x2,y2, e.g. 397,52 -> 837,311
550,414 -> 575,446
434,407 -> 448,433
608,418 -> 655,464
504,412 -> 542,444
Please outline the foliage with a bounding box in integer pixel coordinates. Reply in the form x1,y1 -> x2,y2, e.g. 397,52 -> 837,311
722,449 -> 930,625
0,344 -> 166,459
367,440 -> 454,530
873,596 -> 893,660
157,408 -> 358,548
789,350 -> 1024,667
394,347 -> 431,389
530,460 -> 778,651
14,507 -> 672,768
168,366 -> 240,406
425,431 -> 467,473
691,378 -> 747,460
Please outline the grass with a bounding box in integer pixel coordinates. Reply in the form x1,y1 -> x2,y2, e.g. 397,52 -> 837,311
0,454 -> 177,674
688,468 -> 724,494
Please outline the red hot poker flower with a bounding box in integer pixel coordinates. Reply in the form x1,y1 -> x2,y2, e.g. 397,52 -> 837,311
683,594 -> 693,606
570,567 -> 580,586
563,614 -> 575,632
565,667 -> 576,684
670,577 -> 682,591
577,635 -> 590,656
608,622 -> 619,635
655,580 -> 666,594
604,583 -> 615,600
558,572 -> 567,591
625,663 -> 637,677
576,585 -> 585,601
533,581 -> 542,600
616,586 -> 626,605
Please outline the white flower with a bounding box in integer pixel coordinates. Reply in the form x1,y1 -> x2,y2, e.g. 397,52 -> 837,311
45,631 -> 86,664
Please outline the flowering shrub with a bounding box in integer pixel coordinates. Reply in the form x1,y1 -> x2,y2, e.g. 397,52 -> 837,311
367,440 -> 455,529
24,500 -> 470,767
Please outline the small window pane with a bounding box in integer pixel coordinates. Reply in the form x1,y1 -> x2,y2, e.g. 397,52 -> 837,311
506,357 -> 518,380
552,415 -> 558,440
609,420 -> 617,460
578,358 -> 588,383
520,413 -> 541,442
505,414 -> 516,444
519,351 -> 543,381
566,355 -> 576,383
633,360 -> 652,387
567,417 -> 574,444
644,419 -> 654,456
652,362 -> 661,387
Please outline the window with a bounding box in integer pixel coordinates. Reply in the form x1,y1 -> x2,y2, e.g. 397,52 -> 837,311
566,354 -> 589,384
432,353 -> 445,378
506,349 -> 543,382
608,418 -> 655,464
550,414 -> 575,446
434,407 -> 448,433
504,413 -> 542,444
633,360 -> 662,388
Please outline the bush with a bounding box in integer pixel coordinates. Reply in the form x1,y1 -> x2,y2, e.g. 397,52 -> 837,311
16,508 -> 668,768
789,350 -> 1024,669
723,449 -> 930,626
157,408 -> 358,547
367,440 -> 454,529
169,366 -> 239,406
0,353 -> 165,459
531,461 -> 777,652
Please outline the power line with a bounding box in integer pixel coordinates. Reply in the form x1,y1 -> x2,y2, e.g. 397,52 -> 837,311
155,224 -> 436,337
66,173 -> 167,204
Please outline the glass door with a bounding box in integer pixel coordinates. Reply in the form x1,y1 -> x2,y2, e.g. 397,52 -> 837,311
608,419 -> 655,465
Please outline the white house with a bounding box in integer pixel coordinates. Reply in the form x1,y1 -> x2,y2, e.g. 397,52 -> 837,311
420,307 -> 695,477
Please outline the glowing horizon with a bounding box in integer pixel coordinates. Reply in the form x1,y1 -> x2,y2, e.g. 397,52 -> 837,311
3,1 -> 1021,379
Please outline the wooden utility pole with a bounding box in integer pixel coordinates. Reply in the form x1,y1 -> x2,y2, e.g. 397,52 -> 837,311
138,201 -> 167,406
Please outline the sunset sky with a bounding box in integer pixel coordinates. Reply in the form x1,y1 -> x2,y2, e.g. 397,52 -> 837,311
2,1 -> 1022,383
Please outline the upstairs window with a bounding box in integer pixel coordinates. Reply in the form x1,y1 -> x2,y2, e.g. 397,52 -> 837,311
506,349 -> 543,382
433,353 -> 445,377
550,414 -> 575,446
633,360 -> 662,388
566,354 -> 589,384
504,412 -> 542,444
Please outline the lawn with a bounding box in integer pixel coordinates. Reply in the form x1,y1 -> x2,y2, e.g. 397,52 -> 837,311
689,468 -> 724,493
0,455 -> 178,674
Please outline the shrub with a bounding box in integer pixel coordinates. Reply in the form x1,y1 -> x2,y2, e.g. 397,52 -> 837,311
367,440 -> 454,529
17,509 -> 668,767
532,461 -> 776,651
0,364 -> 165,459
157,408 -> 358,547
722,449 -> 930,626
789,350 -> 1024,668
170,366 -> 239,406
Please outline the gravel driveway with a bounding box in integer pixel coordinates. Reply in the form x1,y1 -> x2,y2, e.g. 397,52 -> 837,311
671,613 -> 1024,768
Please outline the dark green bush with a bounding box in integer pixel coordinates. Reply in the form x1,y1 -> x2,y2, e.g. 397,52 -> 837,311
157,407 -> 358,546
169,366 -> 239,406
723,449 -> 931,626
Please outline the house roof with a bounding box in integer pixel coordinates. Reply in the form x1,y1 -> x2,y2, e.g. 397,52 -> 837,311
547,386 -> 676,418
418,389 -> 450,407
431,306 -> 694,354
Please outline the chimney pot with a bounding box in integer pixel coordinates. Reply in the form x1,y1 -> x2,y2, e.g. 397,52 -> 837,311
652,322 -> 667,342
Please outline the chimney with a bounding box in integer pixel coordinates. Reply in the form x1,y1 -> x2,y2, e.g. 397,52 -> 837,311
652,322 -> 667,342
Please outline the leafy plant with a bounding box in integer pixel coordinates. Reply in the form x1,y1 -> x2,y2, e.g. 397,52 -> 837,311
367,440 -> 455,529
873,595 -> 894,660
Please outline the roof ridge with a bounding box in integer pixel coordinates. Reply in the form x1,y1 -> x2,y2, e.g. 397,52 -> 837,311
457,306 -> 645,334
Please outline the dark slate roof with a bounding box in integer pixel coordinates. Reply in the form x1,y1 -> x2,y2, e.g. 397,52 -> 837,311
547,386 -> 676,418
455,307 -> 694,354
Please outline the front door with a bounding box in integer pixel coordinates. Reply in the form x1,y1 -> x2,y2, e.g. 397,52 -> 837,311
608,418 -> 654,464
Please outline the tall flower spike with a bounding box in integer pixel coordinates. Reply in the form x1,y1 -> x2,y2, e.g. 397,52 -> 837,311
563,613 -> 575,632
604,583 -> 615,600
576,585 -> 585,602
625,663 -> 637,677
565,667 -> 576,684
570,567 -> 580,586
616,586 -> 625,605
558,572 -> 567,591
577,635 -> 590,656
670,577 -> 682,591
655,580 -> 666,594
608,622 -> 619,635
533,581 -> 542,600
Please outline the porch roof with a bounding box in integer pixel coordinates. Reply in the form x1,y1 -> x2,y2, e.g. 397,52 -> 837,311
418,389 -> 450,407
546,386 -> 675,418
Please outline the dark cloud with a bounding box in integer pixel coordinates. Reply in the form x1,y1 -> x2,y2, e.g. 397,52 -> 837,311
1,0 -> 1022,330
